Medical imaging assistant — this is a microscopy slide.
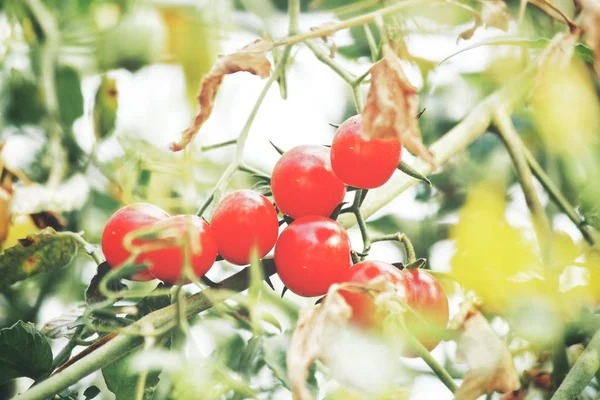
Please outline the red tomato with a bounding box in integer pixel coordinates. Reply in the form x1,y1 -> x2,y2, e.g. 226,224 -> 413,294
402,268 -> 449,352
210,190 -> 279,265
101,203 -> 170,281
271,145 -> 346,219
274,216 -> 352,297
330,115 -> 402,189
145,215 -> 218,285
340,261 -> 412,328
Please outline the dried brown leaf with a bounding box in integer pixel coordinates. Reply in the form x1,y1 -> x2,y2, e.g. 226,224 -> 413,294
458,15 -> 483,42
287,289 -> 352,400
310,22 -> 338,58
579,0 -> 600,75
451,298 -> 520,400
170,38 -> 273,152
482,0 -> 510,31
362,44 -> 435,166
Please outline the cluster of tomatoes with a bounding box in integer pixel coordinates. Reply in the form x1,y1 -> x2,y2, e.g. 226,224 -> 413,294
101,115 -> 448,351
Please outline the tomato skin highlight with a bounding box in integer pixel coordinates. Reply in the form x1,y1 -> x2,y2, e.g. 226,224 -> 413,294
402,268 -> 449,352
101,203 -> 170,281
271,145 -> 346,219
331,115 -> 402,189
274,215 -> 352,297
211,190 -> 279,265
340,261 -> 412,328
145,215 -> 218,285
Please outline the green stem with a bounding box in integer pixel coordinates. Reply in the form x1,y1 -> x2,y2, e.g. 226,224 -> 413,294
51,326 -> 85,371
371,233 -> 417,264
352,190 -> 371,255
273,0 -> 438,47
304,40 -> 356,84
363,24 -> 379,61
404,327 -> 457,393
551,329 -> 600,400
238,163 -> 271,181
521,142 -> 596,245
200,139 -> 238,152
352,85 -> 364,112
494,110 -> 552,253
196,0 -> 300,218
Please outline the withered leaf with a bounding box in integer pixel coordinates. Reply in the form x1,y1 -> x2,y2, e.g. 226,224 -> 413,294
362,44 -> 435,166
457,1 -> 509,42
287,289 -> 352,400
482,0 -> 510,31
579,0 -> 600,75
451,298 -> 520,400
171,38 -> 273,152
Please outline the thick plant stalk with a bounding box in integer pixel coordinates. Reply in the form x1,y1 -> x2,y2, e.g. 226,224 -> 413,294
551,329 -> 600,400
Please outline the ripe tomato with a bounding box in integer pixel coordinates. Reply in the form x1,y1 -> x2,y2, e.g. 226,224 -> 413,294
210,190 -> 279,265
402,268 -> 449,352
340,263 -> 448,355
145,215 -> 218,285
271,145 -> 346,219
101,203 -> 170,281
330,115 -> 402,189
274,216 -> 352,297
339,261 -> 412,328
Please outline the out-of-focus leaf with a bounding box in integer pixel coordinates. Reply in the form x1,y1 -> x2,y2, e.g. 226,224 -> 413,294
0,228 -> 78,289
171,38 -> 273,152
262,332 -> 318,395
85,261 -> 128,305
102,350 -> 161,400
93,75 -> 118,140
56,67 -> 84,132
11,173 -> 90,215
158,6 -> 217,107
481,0 -> 509,31
362,45 -> 434,166
0,321 -> 53,385
96,8 -> 164,72
129,282 -> 171,319
29,211 -> 66,231
450,297 -> 520,400
0,180 -> 12,248
2,69 -> 46,126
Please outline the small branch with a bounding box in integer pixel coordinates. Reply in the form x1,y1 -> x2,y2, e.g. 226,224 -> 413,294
371,233 -> 417,264
551,329 -> 600,400
352,190 -> 371,255
363,24 -> 379,61
494,109 -> 552,251
273,0 -> 438,48
304,40 -> 356,84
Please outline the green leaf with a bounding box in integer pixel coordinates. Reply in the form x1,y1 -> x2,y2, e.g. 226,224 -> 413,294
102,351 -> 161,400
2,69 -> 46,126
0,228 -> 78,289
130,282 -> 171,319
56,66 -> 84,131
93,75 -> 118,139
83,385 -> 101,399
396,161 -> 431,186
85,261 -> 128,305
0,321 -> 53,385
262,332 -> 318,395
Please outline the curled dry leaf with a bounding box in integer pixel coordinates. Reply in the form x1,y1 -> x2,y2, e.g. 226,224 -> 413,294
287,288 -> 352,400
458,0 -> 509,41
362,45 -> 435,167
170,38 -> 273,152
579,0 -> 600,75
450,296 -> 520,400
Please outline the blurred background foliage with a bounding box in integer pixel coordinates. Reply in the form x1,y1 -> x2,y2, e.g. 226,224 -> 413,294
1,0 -> 600,398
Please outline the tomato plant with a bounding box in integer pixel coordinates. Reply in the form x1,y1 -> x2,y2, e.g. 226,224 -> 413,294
274,215 -> 352,297
331,115 -> 402,189
271,144 -> 346,219
210,190 -> 279,265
